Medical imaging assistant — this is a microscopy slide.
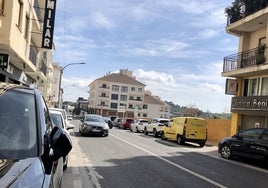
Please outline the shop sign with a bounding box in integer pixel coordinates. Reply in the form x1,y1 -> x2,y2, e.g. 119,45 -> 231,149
42,0 -> 57,49
231,96 -> 268,112
0,53 -> 9,69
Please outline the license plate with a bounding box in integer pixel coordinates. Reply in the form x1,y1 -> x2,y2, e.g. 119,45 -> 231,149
92,129 -> 100,132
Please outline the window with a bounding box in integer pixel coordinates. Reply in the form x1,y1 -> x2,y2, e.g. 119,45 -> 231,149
120,95 -> 127,101
101,84 -> 107,88
138,88 -> 142,92
143,104 -> 148,109
261,130 -> 268,140
112,85 -> 119,91
131,87 -> 135,91
261,77 -> 268,95
0,0 -> 4,15
110,103 -> 118,109
100,102 -> 105,106
24,14 -> 30,40
111,94 -> 118,100
246,78 -> 258,96
121,86 -> 128,92
17,0 -> 23,29
239,129 -> 263,140
101,93 -> 106,97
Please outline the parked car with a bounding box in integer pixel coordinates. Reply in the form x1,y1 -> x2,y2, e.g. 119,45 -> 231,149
79,114 -> 109,136
49,107 -> 75,130
130,119 -> 149,133
103,116 -> 113,128
67,114 -> 73,120
0,83 -> 72,187
119,118 -> 134,129
161,117 -> 207,147
144,118 -> 169,137
218,128 -> 268,166
49,109 -> 71,170
111,117 -> 122,127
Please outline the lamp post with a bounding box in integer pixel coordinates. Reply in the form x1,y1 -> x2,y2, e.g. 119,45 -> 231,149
58,62 -> 86,108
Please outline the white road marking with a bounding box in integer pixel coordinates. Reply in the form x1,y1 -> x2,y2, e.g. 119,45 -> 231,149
110,133 -> 227,188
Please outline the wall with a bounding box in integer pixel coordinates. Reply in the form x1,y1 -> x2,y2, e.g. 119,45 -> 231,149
206,119 -> 232,142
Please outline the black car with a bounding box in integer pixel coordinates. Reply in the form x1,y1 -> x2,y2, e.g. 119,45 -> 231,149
79,114 -> 109,136
218,128 -> 268,165
0,83 -> 72,187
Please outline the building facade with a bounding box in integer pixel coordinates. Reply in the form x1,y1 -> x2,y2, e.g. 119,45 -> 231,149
222,1 -> 268,135
0,0 -> 54,101
88,69 -> 170,119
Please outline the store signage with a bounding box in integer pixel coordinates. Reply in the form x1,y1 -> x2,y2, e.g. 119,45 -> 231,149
231,96 -> 268,112
225,78 -> 237,95
42,0 -> 57,49
0,53 -> 9,69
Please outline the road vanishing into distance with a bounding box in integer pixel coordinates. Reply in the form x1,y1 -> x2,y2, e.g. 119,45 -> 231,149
63,120 -> 268,188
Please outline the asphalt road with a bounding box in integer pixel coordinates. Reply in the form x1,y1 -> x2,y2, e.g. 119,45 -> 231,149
62,120 -> 268,188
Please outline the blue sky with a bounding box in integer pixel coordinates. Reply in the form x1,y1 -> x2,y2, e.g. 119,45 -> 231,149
52,0 -> 238,113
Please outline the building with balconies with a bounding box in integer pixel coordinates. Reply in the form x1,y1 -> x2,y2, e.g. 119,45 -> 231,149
88,69 -> 170,119
222,0 -> 268,134
0,0 -> 54,99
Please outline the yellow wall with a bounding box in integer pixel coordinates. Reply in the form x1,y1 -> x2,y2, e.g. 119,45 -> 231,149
206,119 -> 232,142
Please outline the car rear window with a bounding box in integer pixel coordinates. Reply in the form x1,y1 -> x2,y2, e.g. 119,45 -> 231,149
0,89 -> 37,159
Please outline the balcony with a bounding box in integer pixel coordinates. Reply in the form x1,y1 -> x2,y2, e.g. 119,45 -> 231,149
226,0 -> 268,25
222,45 -> 267,76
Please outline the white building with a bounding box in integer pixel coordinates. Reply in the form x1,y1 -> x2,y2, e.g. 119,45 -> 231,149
88,69 -> 170,119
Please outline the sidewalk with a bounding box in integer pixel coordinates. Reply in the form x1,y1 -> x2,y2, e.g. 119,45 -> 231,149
61,132 -> 95,188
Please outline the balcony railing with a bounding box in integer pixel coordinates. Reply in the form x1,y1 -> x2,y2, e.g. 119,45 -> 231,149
223,46 -> 266,72
227,0 -> 268,25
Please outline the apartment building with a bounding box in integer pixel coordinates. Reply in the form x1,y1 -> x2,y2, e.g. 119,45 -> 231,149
88,69 -> 170,119
222,1 -> 268,134
0,0 -> 55,102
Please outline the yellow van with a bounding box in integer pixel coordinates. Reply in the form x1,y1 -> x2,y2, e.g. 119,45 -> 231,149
161,117 -> 207,147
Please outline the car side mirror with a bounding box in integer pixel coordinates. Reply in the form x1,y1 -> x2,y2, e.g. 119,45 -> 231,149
50,126 -> 72,161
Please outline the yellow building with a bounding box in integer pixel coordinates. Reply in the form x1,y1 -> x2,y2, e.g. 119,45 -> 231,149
0,0 -> 55,103
222,1 -> 268,134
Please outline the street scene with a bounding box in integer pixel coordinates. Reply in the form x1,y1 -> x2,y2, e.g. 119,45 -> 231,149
1,0 -> 268,188
62,119 -> 268,188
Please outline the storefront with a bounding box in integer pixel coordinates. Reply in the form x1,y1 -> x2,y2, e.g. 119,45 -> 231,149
231,96 -> 268,131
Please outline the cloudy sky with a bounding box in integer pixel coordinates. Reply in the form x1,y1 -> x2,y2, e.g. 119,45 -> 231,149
52,0 -> 238,113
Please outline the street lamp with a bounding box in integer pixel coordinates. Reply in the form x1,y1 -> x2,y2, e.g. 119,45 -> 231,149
58,62 -> 86,108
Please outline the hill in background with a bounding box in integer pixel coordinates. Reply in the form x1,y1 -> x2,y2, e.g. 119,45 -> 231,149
166,101 -> 231,119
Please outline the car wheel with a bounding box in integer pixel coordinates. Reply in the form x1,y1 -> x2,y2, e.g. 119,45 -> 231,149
153,129 -> 158,137
220,145 -> 232,159
130,127 -> 133,132
199,142 -> 206,147
161,131 -> 166,140
136,127 -> 139,133
177,135 -> 184,145
63,156 -> 68,171
144,127 -> 148,135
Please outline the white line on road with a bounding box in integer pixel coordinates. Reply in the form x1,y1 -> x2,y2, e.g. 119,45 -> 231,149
110,133 -> 227,188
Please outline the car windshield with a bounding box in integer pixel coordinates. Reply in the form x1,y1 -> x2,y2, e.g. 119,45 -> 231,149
50,113 -> 64,129
85,116 -> 104,122
0,89 -> 37,159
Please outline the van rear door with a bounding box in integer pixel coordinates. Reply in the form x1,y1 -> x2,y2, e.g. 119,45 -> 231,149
185,118 -> 207,140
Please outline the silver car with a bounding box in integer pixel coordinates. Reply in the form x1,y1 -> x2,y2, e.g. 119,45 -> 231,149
79,114 -> 109,136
